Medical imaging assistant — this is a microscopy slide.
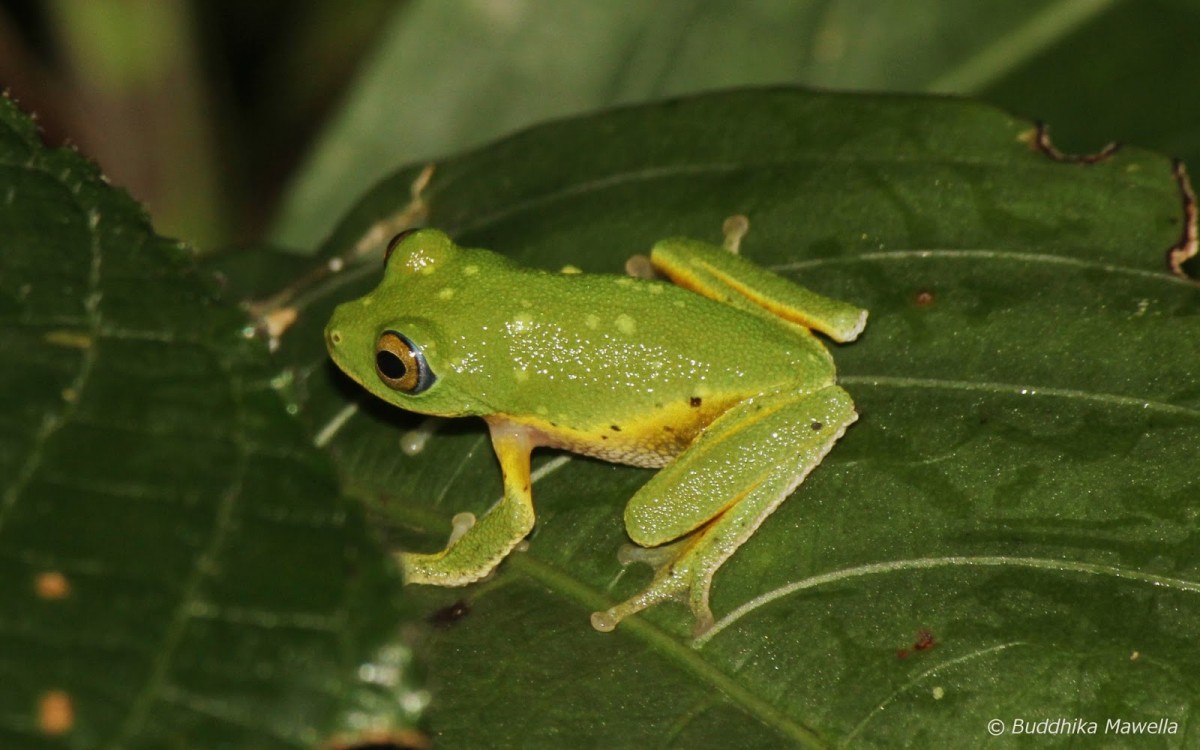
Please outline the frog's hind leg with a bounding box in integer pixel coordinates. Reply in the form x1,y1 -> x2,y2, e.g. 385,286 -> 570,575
649,234 -> 867,343
591,385 -> 856,637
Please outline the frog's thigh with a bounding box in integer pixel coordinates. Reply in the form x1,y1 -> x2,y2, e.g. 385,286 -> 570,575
401,419 -> 536,587
625,385 -> 856,547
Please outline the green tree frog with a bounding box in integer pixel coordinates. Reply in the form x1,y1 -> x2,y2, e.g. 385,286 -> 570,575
324,223 -> 867,636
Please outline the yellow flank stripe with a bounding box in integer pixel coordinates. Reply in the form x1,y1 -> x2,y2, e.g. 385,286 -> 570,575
502,396 -> 739,469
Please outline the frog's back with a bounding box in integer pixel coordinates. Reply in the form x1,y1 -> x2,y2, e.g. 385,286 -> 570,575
443,263 -> 831,461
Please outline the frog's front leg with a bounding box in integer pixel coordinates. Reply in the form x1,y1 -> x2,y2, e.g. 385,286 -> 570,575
400,418 -> 536,586
591,385 -> 857,636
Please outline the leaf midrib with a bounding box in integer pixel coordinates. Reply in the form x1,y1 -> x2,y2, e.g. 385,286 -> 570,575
840,375 -> 1200,418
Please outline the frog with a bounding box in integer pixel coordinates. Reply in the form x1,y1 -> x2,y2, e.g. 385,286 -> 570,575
324,220 -> 867,636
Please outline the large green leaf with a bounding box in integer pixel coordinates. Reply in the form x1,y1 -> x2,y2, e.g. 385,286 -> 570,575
272,0 -> 1101,248
272,0 -> 1200,254
262,89 -> 1199,746
0,96 -> 423,748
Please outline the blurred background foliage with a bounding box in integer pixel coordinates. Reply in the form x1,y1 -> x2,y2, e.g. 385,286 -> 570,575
1,0 -> 1198,251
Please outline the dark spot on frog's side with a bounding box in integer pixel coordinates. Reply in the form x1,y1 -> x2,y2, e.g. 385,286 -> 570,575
689,397 -> 702,407
610,424 -> 621,432
811,421 -> 823,431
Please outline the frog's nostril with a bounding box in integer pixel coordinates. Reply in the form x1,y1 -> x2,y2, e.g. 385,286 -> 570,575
327,328 -> 342,347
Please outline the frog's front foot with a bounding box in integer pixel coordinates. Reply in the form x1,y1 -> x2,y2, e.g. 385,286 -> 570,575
590,536 -> 717,637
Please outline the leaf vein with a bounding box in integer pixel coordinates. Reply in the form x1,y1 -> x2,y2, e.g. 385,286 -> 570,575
840,375 -> 1199,417
0,209 -> 103,536
109,353 -> 250,745
443,159 -> 1164,238
841,641 -> 1029,746
697,556 -> 1200,646
777,248 -> 1189,284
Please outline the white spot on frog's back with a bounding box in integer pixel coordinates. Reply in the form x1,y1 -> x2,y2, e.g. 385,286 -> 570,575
507,312 -> 534,334
438,287 -> 456,300
462,264 -> 480,276
615,314 -> 636,335
401,246 -> 441,274
585,314 -> 600,329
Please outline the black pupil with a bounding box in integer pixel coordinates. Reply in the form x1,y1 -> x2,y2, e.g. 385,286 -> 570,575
376,350 -> 408,380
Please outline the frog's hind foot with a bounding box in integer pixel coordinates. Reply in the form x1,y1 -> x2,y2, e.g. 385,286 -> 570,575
590,536 -> 716,636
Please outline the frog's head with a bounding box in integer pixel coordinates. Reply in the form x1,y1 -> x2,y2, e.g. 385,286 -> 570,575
324,228 -> 489,417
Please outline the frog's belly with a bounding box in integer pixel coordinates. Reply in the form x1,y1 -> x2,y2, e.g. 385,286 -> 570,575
541,426 -> 688,468
513,395 -> 739,469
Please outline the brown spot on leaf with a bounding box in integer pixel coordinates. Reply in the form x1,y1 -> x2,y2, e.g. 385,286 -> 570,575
38,690 -> 73,735
913,290 -> 934,306
914,629 -> 936,651
35,571 -> 70,600
896,629 -> 937,660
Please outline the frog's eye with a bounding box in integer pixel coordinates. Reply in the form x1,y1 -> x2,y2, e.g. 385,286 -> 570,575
375,330 -> 435,393
384,228 -> 421,266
